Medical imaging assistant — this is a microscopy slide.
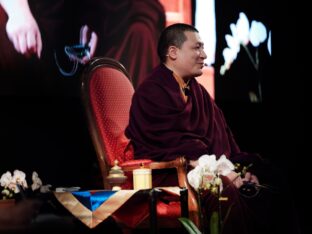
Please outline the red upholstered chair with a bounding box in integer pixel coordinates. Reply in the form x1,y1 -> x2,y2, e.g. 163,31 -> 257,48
80,57 -> 199,230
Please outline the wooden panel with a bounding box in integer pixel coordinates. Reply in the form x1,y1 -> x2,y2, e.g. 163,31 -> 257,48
196,66 -> 215,99
159,0 -> 192,26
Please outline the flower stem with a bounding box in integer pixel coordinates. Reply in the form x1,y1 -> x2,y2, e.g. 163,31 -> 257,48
242,45 -> 263,102
242,44 -> 258,71
218,186 -> 222,234
255,48 -> 259,67
197,190 -> 205,233
258,80 -> 262,102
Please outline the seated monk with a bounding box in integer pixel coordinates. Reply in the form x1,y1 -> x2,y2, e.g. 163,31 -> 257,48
125,23 -> 300,234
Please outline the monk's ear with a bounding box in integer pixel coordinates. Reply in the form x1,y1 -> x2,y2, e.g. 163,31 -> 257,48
167,46 -> 178,60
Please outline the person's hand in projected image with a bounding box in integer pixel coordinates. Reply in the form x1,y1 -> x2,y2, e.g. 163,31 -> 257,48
54,24 -> 98,77
0,0 -> 42,59
78,25 -> 98,64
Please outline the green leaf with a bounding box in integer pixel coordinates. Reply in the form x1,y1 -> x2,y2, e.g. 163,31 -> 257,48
210,211 -> 219,234
178,217 -> 202,234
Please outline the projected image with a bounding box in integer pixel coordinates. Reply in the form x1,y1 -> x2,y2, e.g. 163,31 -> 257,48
0,0 -> 272,103
214,0 -> 272,103
194,0 -> 272,103
0,0 -> 165,96
219,12 -> 271,103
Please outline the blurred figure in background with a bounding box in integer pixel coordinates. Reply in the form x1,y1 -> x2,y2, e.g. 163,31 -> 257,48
0,0 -> 165,188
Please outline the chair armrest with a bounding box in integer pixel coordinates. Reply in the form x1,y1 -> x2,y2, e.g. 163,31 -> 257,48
120,157 -> 186,170
151,157 -> 199,227
120,157 -> 185,171
121,156 -> 199,227
120,159 -> 152,171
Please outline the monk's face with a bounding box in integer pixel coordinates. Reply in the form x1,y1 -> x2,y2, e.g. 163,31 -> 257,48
176,31 -> 207,78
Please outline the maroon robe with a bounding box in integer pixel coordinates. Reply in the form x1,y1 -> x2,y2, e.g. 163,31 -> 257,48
125,64 -> 279,234
125,64 -> 262,163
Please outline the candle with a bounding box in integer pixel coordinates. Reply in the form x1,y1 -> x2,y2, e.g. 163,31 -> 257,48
133,168 -> 152,190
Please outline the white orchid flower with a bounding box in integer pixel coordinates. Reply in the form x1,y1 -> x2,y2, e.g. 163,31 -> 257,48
229,23 -> 237,39
249,21 -> 267,47
219,11 -> 271,103
1,188 -> 11,197
12,169 -> 28,191
220,65 -> 227,76
187,154 -> 235,193
236,12 -> 250,45
223,47 -> 238,66
216,155 -> 235,176
0,171 -> 13,187
225,34 -> 240,54
187,165 -> 204,191
1,169 -> 48,199
220,47 -> 238,75
267,31 -> 271,55
31,171 -> 42,191
198,154 -> 217,173
202,172 -> 215,185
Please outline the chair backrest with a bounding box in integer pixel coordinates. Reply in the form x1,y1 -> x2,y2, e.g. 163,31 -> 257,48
81,57 -> 200,228
81,57 -> 134,189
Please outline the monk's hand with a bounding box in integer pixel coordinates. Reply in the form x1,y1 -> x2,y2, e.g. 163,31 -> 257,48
226,171 -> 244,188
79,25 -> 98,64
241,172 -> 259,185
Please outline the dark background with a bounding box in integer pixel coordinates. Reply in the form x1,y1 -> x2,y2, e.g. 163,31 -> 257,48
213,0 -> 305,233
1,0 -> 305,232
